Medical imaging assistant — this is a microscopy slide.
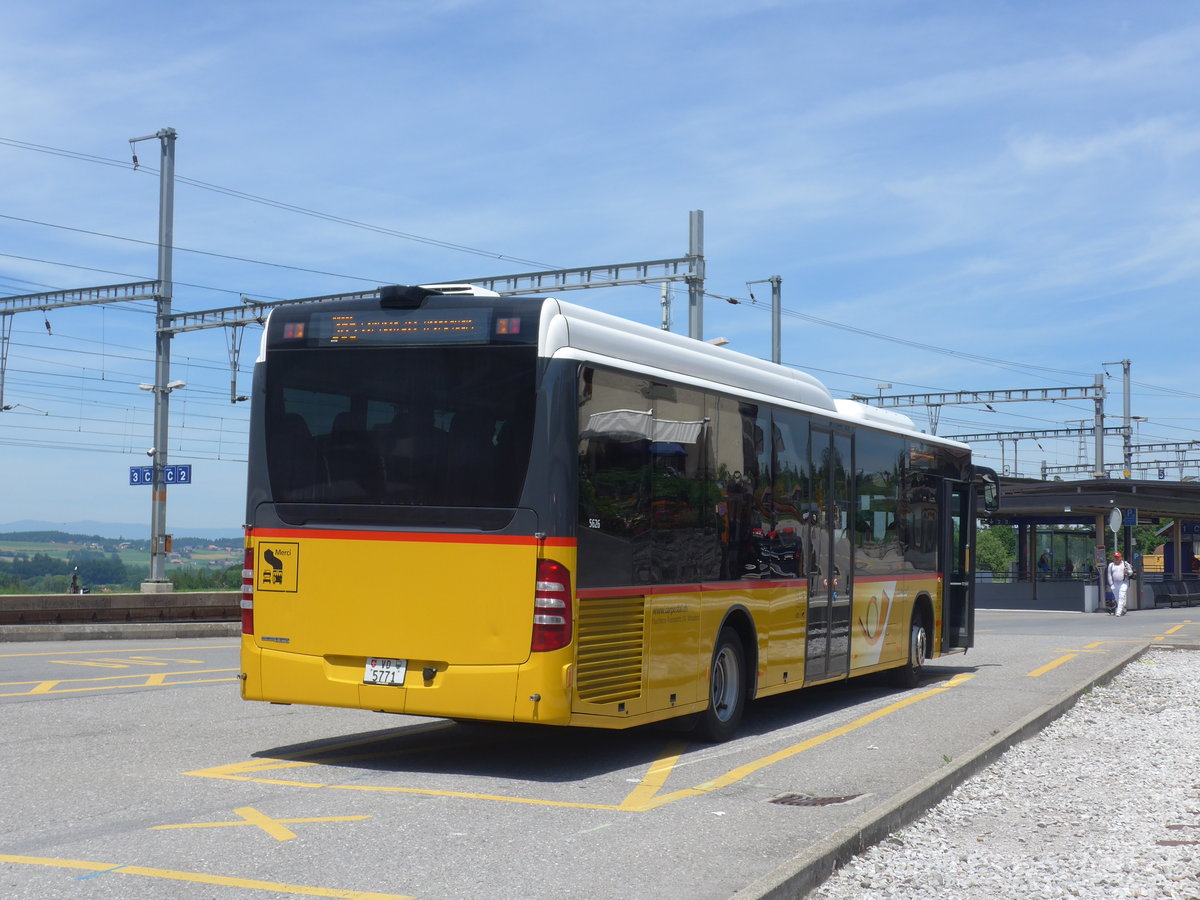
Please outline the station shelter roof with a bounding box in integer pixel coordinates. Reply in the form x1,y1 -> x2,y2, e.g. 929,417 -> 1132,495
985,477 -> 1200,528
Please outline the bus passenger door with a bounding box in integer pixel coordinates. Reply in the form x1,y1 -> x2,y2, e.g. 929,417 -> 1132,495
806,430 -> 853,681
940,479 -> 975,651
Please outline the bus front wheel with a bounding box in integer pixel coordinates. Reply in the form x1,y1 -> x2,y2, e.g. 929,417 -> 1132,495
892,611 -> 927,689
694,628 -> 746,742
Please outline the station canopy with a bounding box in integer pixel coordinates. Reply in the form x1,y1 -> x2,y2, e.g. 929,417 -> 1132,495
986,477 -> 1200,527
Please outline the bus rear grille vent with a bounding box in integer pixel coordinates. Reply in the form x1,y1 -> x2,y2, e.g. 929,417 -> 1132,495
576,596 -> 644,704
768,793 -> 862,807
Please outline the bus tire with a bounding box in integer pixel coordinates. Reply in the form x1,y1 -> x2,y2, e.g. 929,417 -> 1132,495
892,610 -> 927,689
694,627 -> 746,742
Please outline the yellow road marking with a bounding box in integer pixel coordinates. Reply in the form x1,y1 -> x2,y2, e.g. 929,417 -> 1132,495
622,673 -> 977,811
189,674 -> 976,813
93,657 -> 172,666
129,656 -> 206,663
328,783 -> 619,809
1026,654 -> 1079,677
0,853 -> 408,898
619,741 -> 690,810
0,668 -> 237,698
0,644 -> 237,658
50,660 -> 131,668
1030,627 -> 1195,676
152,806 -> 371,842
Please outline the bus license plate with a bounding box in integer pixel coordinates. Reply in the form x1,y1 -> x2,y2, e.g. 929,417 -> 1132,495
363,657 -> 407,686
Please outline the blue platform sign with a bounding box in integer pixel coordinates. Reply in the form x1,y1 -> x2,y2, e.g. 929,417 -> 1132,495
129,465 -> 193,485
163,464 -> 193,484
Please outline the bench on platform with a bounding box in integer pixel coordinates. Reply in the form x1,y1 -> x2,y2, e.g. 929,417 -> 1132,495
1148,580 -> 1200,608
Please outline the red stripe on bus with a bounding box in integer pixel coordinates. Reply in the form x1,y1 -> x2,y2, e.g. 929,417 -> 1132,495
251,528 -> 575,548
577,571 -> 936,600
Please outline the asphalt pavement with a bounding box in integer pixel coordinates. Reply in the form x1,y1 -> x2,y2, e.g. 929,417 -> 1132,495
1,606 -> 1196,898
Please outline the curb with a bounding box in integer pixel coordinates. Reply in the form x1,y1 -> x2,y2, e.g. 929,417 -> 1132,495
0,622 -> 241,643
739,639 -> 1153,899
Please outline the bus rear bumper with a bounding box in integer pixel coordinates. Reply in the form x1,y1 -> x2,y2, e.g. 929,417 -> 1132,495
241,640 -> 573,725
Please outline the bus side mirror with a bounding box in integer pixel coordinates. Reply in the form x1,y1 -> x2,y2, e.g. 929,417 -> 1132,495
976,467 -> 1000,513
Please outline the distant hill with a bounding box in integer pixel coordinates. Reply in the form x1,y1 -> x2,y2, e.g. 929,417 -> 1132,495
0,520 -> 243,541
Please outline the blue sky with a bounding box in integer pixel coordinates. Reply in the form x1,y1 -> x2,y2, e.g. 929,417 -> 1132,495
2,0 -> 1200,533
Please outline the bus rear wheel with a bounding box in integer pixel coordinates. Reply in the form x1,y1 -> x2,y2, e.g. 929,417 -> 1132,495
892,611 -> 927,689
694,628 -> 746,742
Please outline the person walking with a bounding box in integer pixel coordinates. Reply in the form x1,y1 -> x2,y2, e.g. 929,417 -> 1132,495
1106,552 -> 1133,616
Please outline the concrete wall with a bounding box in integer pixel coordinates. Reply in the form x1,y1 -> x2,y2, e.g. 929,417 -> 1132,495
976,580 -> 1147,612
975,581 -> 1087,612
0,591 -> 239,626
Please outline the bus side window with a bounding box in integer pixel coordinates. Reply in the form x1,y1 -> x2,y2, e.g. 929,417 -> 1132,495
713,399 -> 771,580
576,369 -> 653,589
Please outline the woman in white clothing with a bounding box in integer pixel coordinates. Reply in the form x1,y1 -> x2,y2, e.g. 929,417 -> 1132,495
1106,552 -> 1133,616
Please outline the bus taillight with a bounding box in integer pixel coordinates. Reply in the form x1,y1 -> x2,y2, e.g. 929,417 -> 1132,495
241,536 -> 255,635
532,559 -> 572,652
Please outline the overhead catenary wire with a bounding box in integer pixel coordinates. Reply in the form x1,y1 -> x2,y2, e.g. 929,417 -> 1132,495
5,132 -> 1196,403
3,134 -> 1195,481
0,213 -> 397,286
0,135 -> 558,269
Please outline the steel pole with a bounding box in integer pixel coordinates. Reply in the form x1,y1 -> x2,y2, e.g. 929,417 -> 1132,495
770,275 -> 781,364
687,210 -> 705,340
1122,360 -> 1131,478
147,128 -> 176,590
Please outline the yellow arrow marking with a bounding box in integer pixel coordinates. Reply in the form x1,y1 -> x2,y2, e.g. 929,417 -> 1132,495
128,656 -> 206,663
152,807 -> 371,842
93,658 -> 170,666
50,660 -> 129,668
0,668 -> 237,697
187,674 -> 977,814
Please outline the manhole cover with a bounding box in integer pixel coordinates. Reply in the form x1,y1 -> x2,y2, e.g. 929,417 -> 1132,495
769,793 -> 861,807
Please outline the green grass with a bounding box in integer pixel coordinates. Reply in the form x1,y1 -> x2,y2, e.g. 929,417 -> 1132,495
0,540 -> 240,570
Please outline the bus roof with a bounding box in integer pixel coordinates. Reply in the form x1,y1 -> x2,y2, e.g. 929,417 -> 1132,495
255,288 -> 966,448
538,297 -> 965,447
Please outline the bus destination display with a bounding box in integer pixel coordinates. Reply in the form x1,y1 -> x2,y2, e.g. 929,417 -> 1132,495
310,309 -> 493,345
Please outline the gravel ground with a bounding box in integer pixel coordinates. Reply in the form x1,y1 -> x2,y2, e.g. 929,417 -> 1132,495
809,648 -> 1200,899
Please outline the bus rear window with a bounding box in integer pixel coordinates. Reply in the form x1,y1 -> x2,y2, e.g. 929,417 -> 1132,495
264,345 -> 536,509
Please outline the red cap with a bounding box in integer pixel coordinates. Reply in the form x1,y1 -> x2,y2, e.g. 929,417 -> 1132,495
1114,552 -> 1122,558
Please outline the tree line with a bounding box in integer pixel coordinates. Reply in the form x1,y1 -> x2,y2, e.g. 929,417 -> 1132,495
0,551 -> 239,594
976,523 -> 1163,577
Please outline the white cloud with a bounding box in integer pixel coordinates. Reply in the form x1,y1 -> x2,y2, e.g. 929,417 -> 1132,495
1009,118 -> 1200,171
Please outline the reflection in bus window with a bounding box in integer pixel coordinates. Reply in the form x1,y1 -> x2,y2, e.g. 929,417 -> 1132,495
856,429 -> 903,574
577,369 -> 654,587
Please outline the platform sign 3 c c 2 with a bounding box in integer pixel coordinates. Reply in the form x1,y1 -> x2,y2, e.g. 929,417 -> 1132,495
258,542 -> 299,592
129,464 -> 193,485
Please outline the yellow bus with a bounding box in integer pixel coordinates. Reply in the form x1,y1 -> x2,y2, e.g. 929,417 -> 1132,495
240,284 -> 997,741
